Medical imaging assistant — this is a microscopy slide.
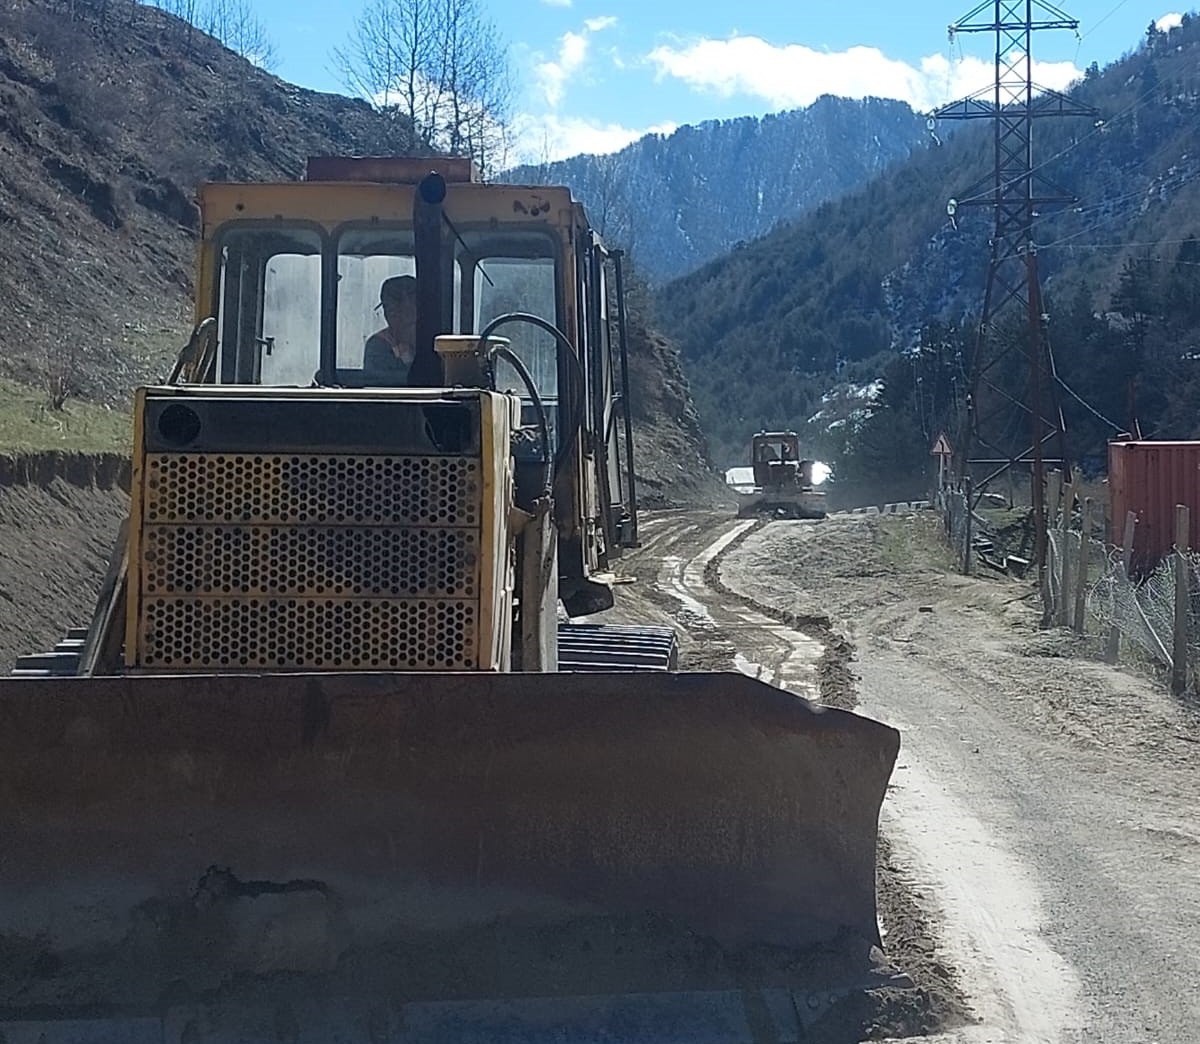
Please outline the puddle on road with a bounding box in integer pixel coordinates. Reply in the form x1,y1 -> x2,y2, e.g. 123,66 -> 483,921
658,555 -> 719,629
732,652 -> 767,680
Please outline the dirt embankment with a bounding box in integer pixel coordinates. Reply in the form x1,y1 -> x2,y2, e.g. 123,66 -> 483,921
0,452 -> 128,671
625,308 -> 733,509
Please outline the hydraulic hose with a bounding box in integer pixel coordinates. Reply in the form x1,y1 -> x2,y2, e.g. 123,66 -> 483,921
475,312 -> 585,477
488,343 -> 553,498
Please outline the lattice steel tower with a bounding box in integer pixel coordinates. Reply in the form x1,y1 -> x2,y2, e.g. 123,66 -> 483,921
934,0 -> 1094,576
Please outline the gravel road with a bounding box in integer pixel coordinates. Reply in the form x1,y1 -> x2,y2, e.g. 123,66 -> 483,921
610,508 -> 1200,1043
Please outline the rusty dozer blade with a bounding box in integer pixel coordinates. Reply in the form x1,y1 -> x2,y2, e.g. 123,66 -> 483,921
0,671 -> 899,1037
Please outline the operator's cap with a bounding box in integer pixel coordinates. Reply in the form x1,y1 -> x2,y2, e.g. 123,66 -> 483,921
379,274 -> 417,307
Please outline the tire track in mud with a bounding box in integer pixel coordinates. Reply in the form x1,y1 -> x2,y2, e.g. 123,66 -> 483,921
700,518 -> 856,711
622,514 -> 825,698
697,518 -> 976,1040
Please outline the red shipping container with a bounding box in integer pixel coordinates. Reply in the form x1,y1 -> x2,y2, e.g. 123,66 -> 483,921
1108,440 -> 1200,567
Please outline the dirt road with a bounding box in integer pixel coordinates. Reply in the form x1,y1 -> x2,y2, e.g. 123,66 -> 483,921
611,509 -> 1200,1043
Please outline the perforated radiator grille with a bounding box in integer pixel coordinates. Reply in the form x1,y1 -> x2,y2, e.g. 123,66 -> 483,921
141,597 -> 477,670
144,454 -> 480,527
136,451 -> 484,671
143,526 -> 479,598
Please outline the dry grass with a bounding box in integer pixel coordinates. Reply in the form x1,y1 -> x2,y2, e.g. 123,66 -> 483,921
0,377 -> 130,453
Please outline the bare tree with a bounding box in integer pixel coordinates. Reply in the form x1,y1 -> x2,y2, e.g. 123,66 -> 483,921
589,154 -> 622,239
332,0 -> 512,173
203,0 -> 277,69
437,0 -> 512,172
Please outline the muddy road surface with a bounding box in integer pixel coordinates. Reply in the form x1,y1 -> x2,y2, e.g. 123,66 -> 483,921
610,509 -> 1200,1043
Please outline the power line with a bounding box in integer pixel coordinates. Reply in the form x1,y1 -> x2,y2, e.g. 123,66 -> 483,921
1035,175 -> 1200,248
1045,238 -> 1200,252
1079,0 -> 1136,41
949,76 -> 1163,209
1055,372 -> 1124,430
945,124 -> 1200,241
1029,156 -> 1200,235
1027,169 -> 1200,248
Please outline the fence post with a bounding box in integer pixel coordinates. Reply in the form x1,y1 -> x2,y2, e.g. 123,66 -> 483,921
1073,497 -> 1091,633
1057,482 -> 1076,627
1173,504 -> 1190,695
963,474 -> 973,576
1042,470 -> 1062,623
1046,470 -> 1062,527
1106,510 -> 1137,664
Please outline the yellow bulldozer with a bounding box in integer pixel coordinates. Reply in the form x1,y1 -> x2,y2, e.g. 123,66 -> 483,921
735,430 -> 828,519
0,158 -> 898,1041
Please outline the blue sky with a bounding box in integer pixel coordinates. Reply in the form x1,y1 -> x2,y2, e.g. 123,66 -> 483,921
263,1 -> 1191,162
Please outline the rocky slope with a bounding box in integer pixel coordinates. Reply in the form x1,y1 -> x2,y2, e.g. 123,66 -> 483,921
0,0 -> 398,402
0,0 -> 714,499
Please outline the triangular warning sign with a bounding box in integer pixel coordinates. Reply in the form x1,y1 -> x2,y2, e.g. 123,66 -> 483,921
930,433 -> 953,456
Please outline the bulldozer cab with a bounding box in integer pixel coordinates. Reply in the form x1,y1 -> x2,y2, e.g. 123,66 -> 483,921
198,156 -> 639,613
737,430 -> 827,519
753,433 -> 798,462
752,430 -> 807,490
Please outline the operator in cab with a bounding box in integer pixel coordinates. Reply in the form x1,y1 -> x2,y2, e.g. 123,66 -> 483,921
363,274 -> 417,384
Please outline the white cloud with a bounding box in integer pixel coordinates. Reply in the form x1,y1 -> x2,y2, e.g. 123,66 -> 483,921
532,16 -> 619,109
1155,11 -> 1183,31
540,0 -> 572,5
511,113 -> 676,164
647,35 -> 1083,113
917,52 -> 1083,108
534,30 -> 588,108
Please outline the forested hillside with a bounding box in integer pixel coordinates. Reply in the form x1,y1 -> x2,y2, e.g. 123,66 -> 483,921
657,16 -> 1200,477
508,96 -> 926,284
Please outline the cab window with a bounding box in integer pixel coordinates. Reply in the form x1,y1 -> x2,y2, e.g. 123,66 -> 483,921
476,257 -> 558,398
215,226 -> 322,386
454,229 -> 561,401
335,228 -> 416,377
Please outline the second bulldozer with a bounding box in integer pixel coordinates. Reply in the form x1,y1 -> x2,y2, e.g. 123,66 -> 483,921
0,157 -> 898,1041
736,430 -> 829,519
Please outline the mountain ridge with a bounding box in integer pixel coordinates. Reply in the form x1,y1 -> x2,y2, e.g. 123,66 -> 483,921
507,95 -> 928,284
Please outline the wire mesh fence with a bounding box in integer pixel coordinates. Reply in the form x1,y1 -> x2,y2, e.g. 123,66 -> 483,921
941,485 -> 1200,695
1082,541 -> 1200,689
1083,542 -> 1174,666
